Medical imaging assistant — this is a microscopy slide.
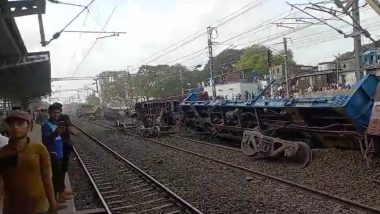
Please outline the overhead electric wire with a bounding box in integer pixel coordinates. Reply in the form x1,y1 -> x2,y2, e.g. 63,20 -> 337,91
153,0 -> 329,67
71,3 -> 119,76
137,0 -> 263,66
291,24 -> 380,50
165,48 -> 208,65
165,5 -> 291,67
150,0 -> 370,70
214,1 -> 263,27
171,10 -> 300,66
286,15 -> 380,49
222,2 -> 369,49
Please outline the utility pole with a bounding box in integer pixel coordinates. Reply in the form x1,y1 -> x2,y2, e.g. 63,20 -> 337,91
283,37 -> 289,98
335,53 -> 340,83
267,49 -> 274,98
179,67 -> 184,95
352,0 -> 363,81
207,26 -> 217,99
94,78 -> 102,106
127,71 -> 134,107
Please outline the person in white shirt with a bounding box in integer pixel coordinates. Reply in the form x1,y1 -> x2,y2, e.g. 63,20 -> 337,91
0,134 -> 7,214
0,134 -> 8,148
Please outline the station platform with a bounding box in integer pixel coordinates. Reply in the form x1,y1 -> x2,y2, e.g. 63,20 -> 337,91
29,123 -> 76,214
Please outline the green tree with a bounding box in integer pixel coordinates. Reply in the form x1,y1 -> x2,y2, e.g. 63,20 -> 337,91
235,45 -> 295,74
203,48 -> 244,76
86,93 -> 100,106
99,71 -> 127,106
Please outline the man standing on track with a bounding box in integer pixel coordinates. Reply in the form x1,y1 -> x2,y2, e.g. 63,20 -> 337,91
0,110 -> 57,214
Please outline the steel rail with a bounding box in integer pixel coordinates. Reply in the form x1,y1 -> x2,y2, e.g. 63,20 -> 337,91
73,123 -> 203,214
72,146 -> 112,214
172,135 -> 241,152
127,133 -> 380,214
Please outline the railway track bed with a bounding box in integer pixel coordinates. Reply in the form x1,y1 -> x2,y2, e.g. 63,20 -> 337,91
75,119 -> 380,213
72,123 -> 202,214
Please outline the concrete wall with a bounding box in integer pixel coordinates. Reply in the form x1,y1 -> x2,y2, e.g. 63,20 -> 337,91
295,75 -> 328,91
339,71 -> 356,85
204,82 -> 260,99
340,58 -> 355,72
318,62 -> 335,71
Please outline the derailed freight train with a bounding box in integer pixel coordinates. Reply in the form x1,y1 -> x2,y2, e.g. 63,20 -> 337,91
134,92 -> 209,137
180,74 -> 380,168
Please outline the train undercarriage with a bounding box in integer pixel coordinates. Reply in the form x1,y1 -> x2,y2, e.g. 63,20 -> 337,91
181,74 -> 380,168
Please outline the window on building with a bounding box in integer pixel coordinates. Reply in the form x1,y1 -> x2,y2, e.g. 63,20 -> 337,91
343,64 -> 346,68
341,75 -> 346,84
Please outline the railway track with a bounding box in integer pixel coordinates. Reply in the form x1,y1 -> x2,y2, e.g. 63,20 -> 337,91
86,119 -> 240,152
72,123 -> 203,214
81,119 -> 380,213
170,135 -> 241,152
129,134 -> 380,213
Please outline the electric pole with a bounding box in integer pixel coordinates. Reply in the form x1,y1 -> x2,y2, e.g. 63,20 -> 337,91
207,26 -> 217,98
94,78 -> 102,106
352,0 -> 363,81
127,70 -> 134,107
335,53 -> 340,83
267,49 -> 274,98
179,67 -> 184,95
283,37 -> 289,98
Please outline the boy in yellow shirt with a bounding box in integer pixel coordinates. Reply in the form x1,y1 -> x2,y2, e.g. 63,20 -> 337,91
0,110 -> 57,214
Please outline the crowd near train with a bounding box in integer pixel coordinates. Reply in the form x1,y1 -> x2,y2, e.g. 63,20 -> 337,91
76,76 -> 380,168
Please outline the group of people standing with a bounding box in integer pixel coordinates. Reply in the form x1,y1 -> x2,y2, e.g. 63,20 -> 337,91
0,102 -> 77,214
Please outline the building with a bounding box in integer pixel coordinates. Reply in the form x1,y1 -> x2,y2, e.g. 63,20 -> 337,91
270,64 -> 317,80
290,56 -> 357,92
203,82 -> 260,100
202,71 -> 261,99
362,49 -> 380,76
338,56 -> 356,85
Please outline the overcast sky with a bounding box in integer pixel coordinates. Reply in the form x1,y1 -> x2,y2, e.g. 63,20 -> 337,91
14,0 -> 380,102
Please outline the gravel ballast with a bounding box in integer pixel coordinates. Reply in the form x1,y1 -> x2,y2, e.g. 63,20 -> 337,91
68,151 -> 103,211
73,119 -> 375,213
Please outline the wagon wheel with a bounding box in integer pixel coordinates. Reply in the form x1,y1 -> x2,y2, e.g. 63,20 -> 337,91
241,135 -> 259,156
138,125 -> 145,137
282,141 -> 312,168
152,126 -> 161,137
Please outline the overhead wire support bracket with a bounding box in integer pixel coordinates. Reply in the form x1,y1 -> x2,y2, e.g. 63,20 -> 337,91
43,0 -> 97,46
47,0 -> 88,8
96,33 -> 121,40
286,2 -> 347,36
309,1 -> 378,45
62,30 -> 126,34
274,24 -> 295,29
